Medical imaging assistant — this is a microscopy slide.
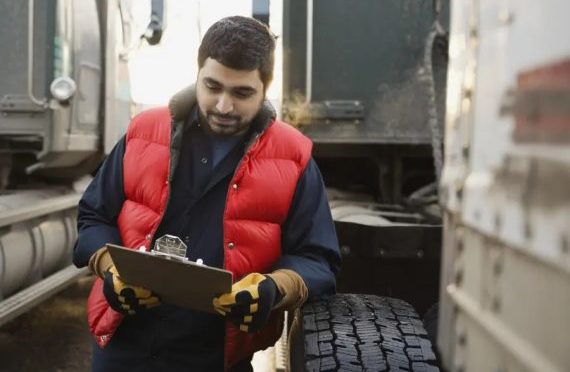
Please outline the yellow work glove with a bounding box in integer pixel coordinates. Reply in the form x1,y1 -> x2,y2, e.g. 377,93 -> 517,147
213,273 -> 280,332
102,265 -> 160,315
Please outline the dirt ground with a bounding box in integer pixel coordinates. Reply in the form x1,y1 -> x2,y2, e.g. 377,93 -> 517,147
0,276 -> 95,372
0,276 -> 275,372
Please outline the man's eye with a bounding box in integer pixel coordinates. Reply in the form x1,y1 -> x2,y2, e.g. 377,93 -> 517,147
234,91 -> 253,99
205,82 -> 221,91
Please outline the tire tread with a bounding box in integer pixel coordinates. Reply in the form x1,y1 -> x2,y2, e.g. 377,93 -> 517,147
302,294 -> 439,371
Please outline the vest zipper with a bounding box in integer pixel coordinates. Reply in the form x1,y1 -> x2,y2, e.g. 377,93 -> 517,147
222,131 -> 263,270
148,121 -> 180,250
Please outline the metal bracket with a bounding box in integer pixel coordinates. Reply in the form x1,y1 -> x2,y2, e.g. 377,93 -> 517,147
287,100 -> 365,123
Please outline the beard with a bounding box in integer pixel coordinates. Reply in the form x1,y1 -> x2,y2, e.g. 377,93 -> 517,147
198,107 -> 259,137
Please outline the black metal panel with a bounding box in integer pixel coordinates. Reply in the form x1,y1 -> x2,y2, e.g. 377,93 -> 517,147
282,0 -> 450,144
335,221 -> 442,315
311,0 -> 433,105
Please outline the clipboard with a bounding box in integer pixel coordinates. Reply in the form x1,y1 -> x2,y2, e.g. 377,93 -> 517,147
107,244 -> 233,314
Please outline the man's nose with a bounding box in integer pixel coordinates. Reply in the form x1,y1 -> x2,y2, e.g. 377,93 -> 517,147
215,93 -> 234,114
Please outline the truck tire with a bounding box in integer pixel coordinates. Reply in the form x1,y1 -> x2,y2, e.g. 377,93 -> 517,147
294,294 -> 439,372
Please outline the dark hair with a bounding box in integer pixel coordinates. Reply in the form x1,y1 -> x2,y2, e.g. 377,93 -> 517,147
198,16 -> 276,89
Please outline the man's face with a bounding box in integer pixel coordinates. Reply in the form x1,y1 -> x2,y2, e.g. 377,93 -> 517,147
196,58 -> 265,137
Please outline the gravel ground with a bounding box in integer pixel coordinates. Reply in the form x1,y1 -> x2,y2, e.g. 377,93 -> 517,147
0,276 -> 94,372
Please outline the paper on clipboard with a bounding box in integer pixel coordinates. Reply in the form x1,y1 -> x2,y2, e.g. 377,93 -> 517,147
106,244 -> 233,314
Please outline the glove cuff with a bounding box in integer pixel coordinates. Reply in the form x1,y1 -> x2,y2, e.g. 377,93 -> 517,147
266,269 -> 308,310
88,246 -> 114,278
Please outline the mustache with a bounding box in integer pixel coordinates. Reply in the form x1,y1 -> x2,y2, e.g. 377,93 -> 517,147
207,111 -> 240,121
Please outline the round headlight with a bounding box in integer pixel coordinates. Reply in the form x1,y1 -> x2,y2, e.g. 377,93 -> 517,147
50,76 -> 77,102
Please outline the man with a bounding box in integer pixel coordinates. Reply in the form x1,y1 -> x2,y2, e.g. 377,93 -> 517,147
74,16 -> 340,371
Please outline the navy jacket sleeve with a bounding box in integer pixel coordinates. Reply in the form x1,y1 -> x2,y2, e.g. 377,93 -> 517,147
73,136 -> 126,267
274,158 -> 341,300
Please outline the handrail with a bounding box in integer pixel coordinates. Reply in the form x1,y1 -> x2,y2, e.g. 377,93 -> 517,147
27,0 -> 48,108
305,0 -> 313,103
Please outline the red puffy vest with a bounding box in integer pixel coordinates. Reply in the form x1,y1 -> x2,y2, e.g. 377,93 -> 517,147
86,106 -> 312,369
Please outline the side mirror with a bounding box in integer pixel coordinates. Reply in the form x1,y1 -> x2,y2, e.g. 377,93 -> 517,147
253,0 -> 270,25
142,0 -> 164,45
